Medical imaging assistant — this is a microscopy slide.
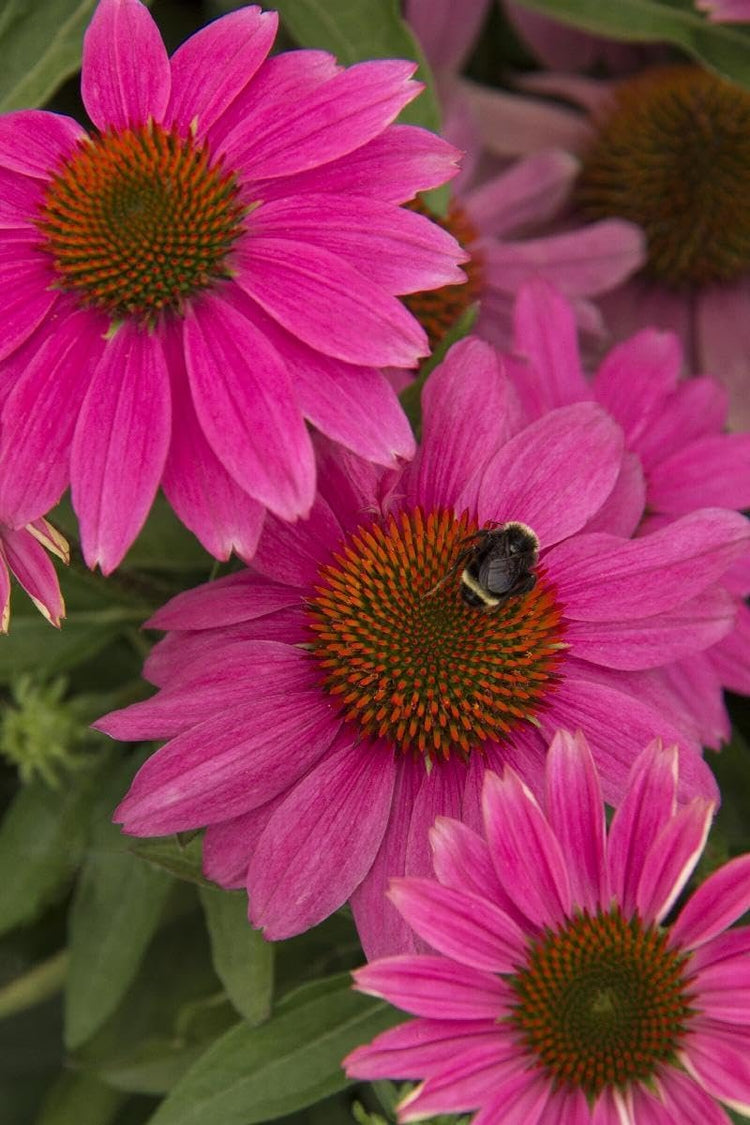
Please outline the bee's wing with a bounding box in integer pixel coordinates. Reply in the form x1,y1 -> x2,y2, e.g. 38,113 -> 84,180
482,554 -> 516,595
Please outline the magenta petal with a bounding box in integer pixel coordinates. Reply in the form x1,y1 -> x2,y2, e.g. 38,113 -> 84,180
469,1071 -> 551,1125
184,294 -> 315,520
0,166 -> 45,229
351,760 -> 424,960
160,333 -> 264,562
545,730 -> 608,913
636,798 -> 714,926
0,527 -> 65,626
389,878 -> 525,973
697,278 -> 750,431
147,572 -> 297,631
0,110 -> 85,178
513,280 -> 589,409
248,736 -> 396,938
647,434 -> 750,515
472,402 -> 622,544
233,237 -> 428,367
658,1068 -> 733,1125
465,151 -> 579,239
406,337 -> 522,511
114,688 -> 338,834
0,307 -> 106,526
482,769 -> 571,927
250,495 -> 344,590
681,1026 -> 750,1115
251,194 -> 466,294
582,451 -> 645,538
593,329 -> 681,446
547,510 -> 750,620
354,955 -> 509,1021
430,817 -> 506,904
167,7 -> 278,140
81,0 -> 170,131
406,0 -> 491,70
485,219 -> 646,297
71,325 -> 171,573
221,60 -> 421,179
694,957 -> 750,1024
0,256 -> 62,363
202,796 -> 286,889
344,1017 -> 501,1081
670,854 -> 750,951
399,1045 -> 523,1121
637,376 -> 728,472
0,558 -> 9,631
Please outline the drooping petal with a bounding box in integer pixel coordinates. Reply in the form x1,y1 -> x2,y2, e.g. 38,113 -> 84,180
248,734 -> 396,938
250,494 -> 344,589
405,0 -> 491,70
344,1017 -> 503,1080
430,816 -> 506,905
693,957 -> 750,1024
592,329 -> 681,447
681,1025 -> 750,1116
657,1068 -> 733,1125
0,255 -> 64,363
582,451 -> 645,538
647,434 -> 750,515
71,324 -> 171,573
512,279 -> 589,409
696,278 -> 750,431
636,798 -> 714,925
0,526 -> 65,626
183,294 -> 315,520
465,151 -> 579,239
81,0 -> 171,131
397,1044 -> 523,1121
469,1071 -> 552,1125
147,571 -> 297,632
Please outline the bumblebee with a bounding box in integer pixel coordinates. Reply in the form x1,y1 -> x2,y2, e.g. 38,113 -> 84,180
428,521 -> 539,610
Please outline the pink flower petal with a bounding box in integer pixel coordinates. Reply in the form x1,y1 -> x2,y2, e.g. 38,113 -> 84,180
406,0 -> 491,70
592,329 -> 681,447
469,1071 -> 551,1125
0,110 -> 85,178
389,878 -> 526,973
344,1017 -> 501,1080
166,7 -> 278,141
351,760 -> 424,960
465,151 -> 579,239
471,402 -> 623,545
647,434 -> 750,515
582,451 -> 645,538
248,736 -> 396,938
697,279 -> 750,431
463,80 -> 593,156
81,0 -> 171,131
681,1025 -> 750,1116
0,526 -> 65,626
546,511 -> 750,620
160,331 -> 265,562
636,377 -> 728,473
0,165 -> 44,228
694,956 -> 750,1024
398,1044 -> 523,1120
251,194 -> 466,293
221,60 -> 421,179
250,494 -> 344,589
512,280 -> 589,409
658,1068 -> 733,1125
636,798 -> 714,925
353,955 -> 509,1021
482,768 -> 571,927
202,794 -> 286,889
0,256 -> 63,363
545,730 -> 608,913
485,220 -> 646,298
670,854 -> 750,951
114,688 -> 338,835
71,324 -> 171,573
0,307 -> 106,526
406,336 -> 522,512
250,124 -> 462,205
430,817 -> 506,904
147,572 -> 297,632
404,761 -> 465,882
233,237 -> 428,367
184,294 -> 315,520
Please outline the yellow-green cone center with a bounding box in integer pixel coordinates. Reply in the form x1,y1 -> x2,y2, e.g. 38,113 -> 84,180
402,199 -> 482,350
306,508 -> 564,760
510,908 -> 695,1097
38,123 -> 246,323
577,65 -> 750,287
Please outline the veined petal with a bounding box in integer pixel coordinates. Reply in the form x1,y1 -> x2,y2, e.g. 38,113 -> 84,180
0,110 -> 85,178
670,854 -> 750,950
248,735 -> 396,938
354,955 -> 509,1021
0,526 -> 65,626
593,329 -> 681,447
344,1017 -> 502,1080
513,280 -> 589,409
183,294 -> 315,520
545,730 -> 608,912
465,151 -> 579,239
636,798 -> 714,925
71,324 -> 171,573
81,0 -> 171,131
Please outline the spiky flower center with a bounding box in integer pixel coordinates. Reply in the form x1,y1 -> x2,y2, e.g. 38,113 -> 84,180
402,200 -> 482,350
306,508 -> 564,760
577,66 -> 750,287
510,908 -> 695,1097
37,123 -> 246,323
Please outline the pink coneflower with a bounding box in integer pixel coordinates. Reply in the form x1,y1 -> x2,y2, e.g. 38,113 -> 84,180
103,336 -> 748,955
346,730 -> 750,1124
697,0 -> 750,19
506,279 -> 750,749
0,518 -> 67,630
0,0 -> 466,573
465,61 -> 750,429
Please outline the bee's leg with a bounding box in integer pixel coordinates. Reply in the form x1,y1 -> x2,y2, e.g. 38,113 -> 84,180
423,547 -> 473,599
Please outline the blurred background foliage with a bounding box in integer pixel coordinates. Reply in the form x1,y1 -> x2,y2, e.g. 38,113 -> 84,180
0,0 -> 749,1122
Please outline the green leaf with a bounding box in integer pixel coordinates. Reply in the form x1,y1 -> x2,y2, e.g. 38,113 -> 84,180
510,0 -> 750,88
0,768 -> 102,937
64,757 -> 174,1050
145,974 -> 403,1125
0,0 -> 95,112
199,887 -> 274,1025
35,1072 -> 123,1125
0,611 -> 135,684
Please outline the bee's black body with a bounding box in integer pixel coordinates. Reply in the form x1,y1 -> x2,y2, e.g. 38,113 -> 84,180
459,522 -> 539,610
